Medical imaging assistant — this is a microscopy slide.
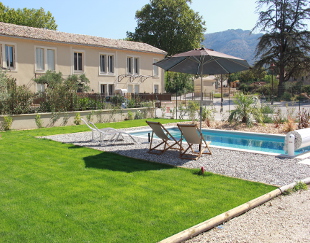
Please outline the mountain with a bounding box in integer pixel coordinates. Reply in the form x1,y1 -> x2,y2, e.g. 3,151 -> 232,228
202,29 -> 263,65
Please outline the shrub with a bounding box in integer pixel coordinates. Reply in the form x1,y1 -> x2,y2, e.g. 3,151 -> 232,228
110,95 -> 125,107
260,104 -> 274,114
35,114 -> 43,128
202,107 -> 215,127
187,101 -> 199,122
283,117 -> 297,132
228,93 -> 262,126
78,97 -> 90,111
298,108 -> 310,129
134,110 -> 143,120
281,92 -> 292,101
273,108 -> 285,128
0,71 -> 33,115
34,71 -> 90,112
86,111 -> 95,122
178,104 -> 187,119
74,113 -> 81,125
292,181 -> 308,191
127,111 -> 134,120
1,116 -> 13,131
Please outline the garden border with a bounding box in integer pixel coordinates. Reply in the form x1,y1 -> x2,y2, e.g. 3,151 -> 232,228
0,107 -> 154,130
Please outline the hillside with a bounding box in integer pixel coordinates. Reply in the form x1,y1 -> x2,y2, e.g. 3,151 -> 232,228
202,29 -> 263,65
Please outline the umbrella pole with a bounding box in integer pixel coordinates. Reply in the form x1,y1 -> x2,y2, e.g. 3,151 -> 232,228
200,74 -> 203,130
176,92 -> 178,120
220,74 -> 223,113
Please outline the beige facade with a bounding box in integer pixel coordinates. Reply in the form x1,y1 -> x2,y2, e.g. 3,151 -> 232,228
194,75 -> 218,93
0,22 -> 166,94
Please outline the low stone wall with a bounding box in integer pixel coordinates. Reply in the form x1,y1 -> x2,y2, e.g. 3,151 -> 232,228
0,108 -> 154,130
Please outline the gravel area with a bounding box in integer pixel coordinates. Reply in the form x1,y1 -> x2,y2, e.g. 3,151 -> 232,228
42,128 -> 310,187
185,188 -> 310,243
42,127 -> 310,242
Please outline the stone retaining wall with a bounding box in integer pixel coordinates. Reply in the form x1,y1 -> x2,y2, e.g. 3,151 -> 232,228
0,108 -> 154,130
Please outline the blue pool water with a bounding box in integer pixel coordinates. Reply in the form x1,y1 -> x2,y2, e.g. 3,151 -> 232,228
130,127 -> 310,155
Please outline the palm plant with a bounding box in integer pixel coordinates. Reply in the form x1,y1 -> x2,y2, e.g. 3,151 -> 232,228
228,93 -> 263,127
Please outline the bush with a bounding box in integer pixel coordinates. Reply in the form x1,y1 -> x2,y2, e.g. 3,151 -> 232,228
110,95 -> 125,107
202,107 -> 215,127
74,113 -> 81,125
228,93 -> 261,126
1,116 -> 13,130
187,101 -> 199,122
127,111 -> 134,120
78,97 -> 91,111
281,92 -> 292,101
0,71 -> 33,115
134,110 -> 143,120
34,71 -> 90,112
35,114 -> 43,128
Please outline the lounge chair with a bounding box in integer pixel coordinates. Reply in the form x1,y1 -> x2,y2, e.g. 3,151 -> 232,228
81,118 -> 117,141
90,122 -> 137,145
146,121 -> 182,155
177,123 -> 212,160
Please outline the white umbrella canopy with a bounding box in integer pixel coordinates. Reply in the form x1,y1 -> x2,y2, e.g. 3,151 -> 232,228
154,47 -> 250,129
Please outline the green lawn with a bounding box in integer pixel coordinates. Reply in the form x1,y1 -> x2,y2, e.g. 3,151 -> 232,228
0,119 -> 276,242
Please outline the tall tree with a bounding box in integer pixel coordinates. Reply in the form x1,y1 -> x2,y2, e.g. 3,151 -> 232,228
253,0 -> 310,97
127,0 -> 205,95
165,72 -> 193,95
0,3 -> 57,30
126,0 -> 206,56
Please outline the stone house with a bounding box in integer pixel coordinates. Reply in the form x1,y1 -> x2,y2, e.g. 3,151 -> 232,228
0,22 -> 166,95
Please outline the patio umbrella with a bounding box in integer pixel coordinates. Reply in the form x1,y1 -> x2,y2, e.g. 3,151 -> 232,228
153,47 -> 250,129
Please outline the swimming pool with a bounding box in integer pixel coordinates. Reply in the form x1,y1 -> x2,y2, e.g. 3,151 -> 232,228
130,127 -> 310,155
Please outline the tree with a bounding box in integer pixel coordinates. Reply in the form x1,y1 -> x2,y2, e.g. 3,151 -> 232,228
253,0 -> 310,97
126,0 -> 206,56
165,72 -> 193,95
0,3 -> 57,30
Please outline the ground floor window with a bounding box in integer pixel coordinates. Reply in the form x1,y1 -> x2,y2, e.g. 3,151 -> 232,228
154,84 -> 159,93
100,84 -> 114,95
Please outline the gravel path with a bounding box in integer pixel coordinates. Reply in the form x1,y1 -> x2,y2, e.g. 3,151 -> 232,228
185,188 -> 310,243
42,129 -> 310,242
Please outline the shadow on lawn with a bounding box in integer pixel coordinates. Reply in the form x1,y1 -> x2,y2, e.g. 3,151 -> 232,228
83,150 -> 174,172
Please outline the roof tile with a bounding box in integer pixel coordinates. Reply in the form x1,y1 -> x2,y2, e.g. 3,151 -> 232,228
0,22 -> 167,55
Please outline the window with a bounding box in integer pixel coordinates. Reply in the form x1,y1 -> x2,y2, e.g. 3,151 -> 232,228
154,84 -> 159,93
127,57 -> 133,74
108,55 -> 114,73
127,84 -> 133,93
100,54 -> 114,74
36,48 -> 44,71
100,84 -> 106,94
35,47 -> 55,72
36,83 -> 45,92
100,84 -> 114,95
100,55 -> 106,73
108,84 -> 114,95
47,49 -> 55,70
127,56 -> 139,75
134,57 -> 139,74
153,58 -> 159,77
5,45 -> 15,69
134,85 -> 139,94
74,52 -> 83,71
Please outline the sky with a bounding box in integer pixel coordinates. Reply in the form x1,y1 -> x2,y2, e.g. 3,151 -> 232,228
1,0 -> 262,39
